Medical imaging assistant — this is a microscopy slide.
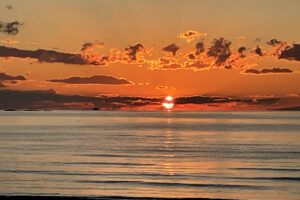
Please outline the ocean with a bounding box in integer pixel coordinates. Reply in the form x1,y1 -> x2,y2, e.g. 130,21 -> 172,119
0,111 -> 299,200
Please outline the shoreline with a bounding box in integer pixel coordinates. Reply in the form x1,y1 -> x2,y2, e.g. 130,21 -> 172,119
0,196 -> 235,200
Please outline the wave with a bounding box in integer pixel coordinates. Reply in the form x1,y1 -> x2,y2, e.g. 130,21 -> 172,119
1,170 -> 299,182
62,162 -> 155,166
230,167 -> 300,172
75,180 -> 269,190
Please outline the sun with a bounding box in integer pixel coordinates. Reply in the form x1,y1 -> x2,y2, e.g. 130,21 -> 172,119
166,96 -> 173,101
162,96 -> 174,110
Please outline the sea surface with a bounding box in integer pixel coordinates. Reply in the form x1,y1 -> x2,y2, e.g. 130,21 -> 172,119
0,111 -> 299,200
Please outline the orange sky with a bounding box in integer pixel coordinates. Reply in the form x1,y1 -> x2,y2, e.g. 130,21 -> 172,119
0,0 -> 300,110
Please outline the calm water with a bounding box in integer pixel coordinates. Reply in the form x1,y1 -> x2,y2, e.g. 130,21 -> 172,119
0,111 -> 299,200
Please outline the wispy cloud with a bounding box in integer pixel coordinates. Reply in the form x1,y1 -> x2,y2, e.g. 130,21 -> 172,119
178,30 -> 207,43
243,67 -> 293,75
0,21 -> 22,35
0,39 -> 19,44
48,75 -> 132,85
0,72 -> 26,87
0,89 -> 160,110
207,38 -> 231,66
0,46 -> 89,65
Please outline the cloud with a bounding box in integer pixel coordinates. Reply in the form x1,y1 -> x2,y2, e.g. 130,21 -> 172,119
244,68 -> 260,74
173,95 -> 289,110
48,75 -> 132,85
178,30 -> 207,43
195,42 -> 205,55
265,39 -> 288,57
244,67 -> 293,75
0,89 -> 161,110
0,39 -> 19,44
279,44 -> 300,61
253,46 -> 263,56
0,42 -> 152,67
238,47 -> 246,57
161,63 -> 182,69
0,72 -> 26,81
0,89 -> 296,111
188,54 -> 195,59
0,72 -> 26,88
276,105 -> 300,111
185,61 -> 209,70
260,68 -> 292,73
6,5 -> 13,10
155,85 -> 177,92
81,41 -> 104,53
266,39 -> 282,46
175,96 -> 246,105
125,43 -> 144,61
0,21 -> 22,35
207,38 -> 231,65
252,97 -> 281,104
80,42 -> 106,65
162,44 -> 180,56
155,85 -> 168,90
80,42 -> 151,65
0,46 -> 90,65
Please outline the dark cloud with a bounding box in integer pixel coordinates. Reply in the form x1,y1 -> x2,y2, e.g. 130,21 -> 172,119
0,21 -> 22,35
125,43 -> 144,60
0,72 -> 26,81
188,54 -> 195,59
80,41 -> 104,66
195,42 -> 205,55
0,46 -> 92,65
175,95 -> 282,108
81,42 -> 103,52
6,5 -> 13,10
261,68 -> 292,73
0,72 -> 26,88
0,89 -> 288,110
244,69 -> 260,74
207,37 -> 231,65
175,96 -> 246,105
0,89 -> 160,110
48,75 -> 132,85
238,46 -> 246,56
162,44 -> 180,56
266,39 -> 282,46
275,105 -> 300,111
254,46 -> 263,56
279,44 -> 300,61
244,67 -> 293,74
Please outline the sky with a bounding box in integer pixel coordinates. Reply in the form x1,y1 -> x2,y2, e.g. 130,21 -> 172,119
0,0 -> 300,110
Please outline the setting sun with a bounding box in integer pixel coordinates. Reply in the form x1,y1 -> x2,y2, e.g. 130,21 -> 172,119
163,96 -> 174,110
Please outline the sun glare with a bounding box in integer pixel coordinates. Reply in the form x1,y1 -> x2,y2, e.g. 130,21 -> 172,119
166,96 -> 173,101
163,96 -> 174,110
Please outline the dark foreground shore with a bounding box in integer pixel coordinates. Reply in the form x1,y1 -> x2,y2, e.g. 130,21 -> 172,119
0,196 -> 235,200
